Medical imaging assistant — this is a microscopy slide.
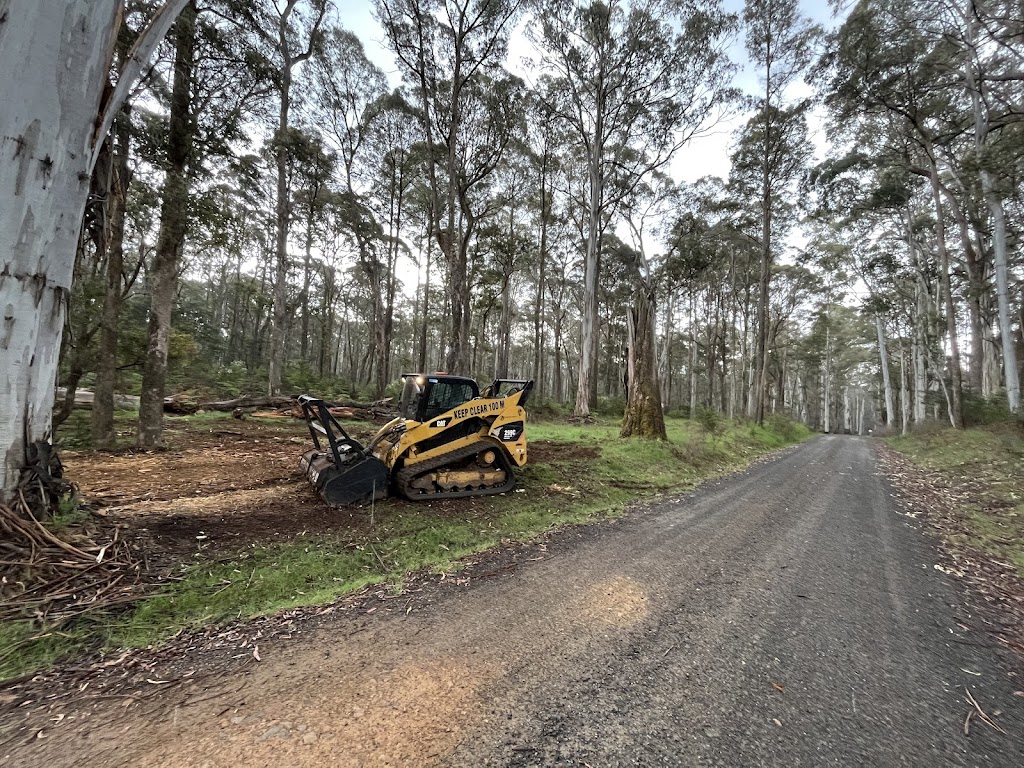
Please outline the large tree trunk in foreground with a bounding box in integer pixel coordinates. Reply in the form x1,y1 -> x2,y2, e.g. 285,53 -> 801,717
138,2 -> 197,449
0,2 -> 123,502
982,174 -> 1021,413
574,155 -> 602,418
0,0 -> 189,502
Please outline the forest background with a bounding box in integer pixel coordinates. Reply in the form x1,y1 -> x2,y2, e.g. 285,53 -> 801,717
37,0 -> 1024,457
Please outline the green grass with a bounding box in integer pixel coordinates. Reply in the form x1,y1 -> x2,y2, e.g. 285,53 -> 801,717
1,414 -> 810,680
887,423 -> 1024,579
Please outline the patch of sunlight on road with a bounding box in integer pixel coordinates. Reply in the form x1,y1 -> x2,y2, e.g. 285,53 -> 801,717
310,657 -> 495,766
581,575 -> 650,627
143,656 -> 496,768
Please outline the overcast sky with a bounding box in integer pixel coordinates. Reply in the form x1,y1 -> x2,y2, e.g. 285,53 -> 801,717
338,0 -> 844,184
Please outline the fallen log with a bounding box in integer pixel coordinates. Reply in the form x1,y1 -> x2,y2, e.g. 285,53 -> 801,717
163,394 -> 397,416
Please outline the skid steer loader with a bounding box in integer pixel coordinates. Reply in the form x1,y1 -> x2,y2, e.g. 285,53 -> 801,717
298,374 -> 533,507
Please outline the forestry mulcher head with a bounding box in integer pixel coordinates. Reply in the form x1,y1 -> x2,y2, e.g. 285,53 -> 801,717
297,395 -> 389,507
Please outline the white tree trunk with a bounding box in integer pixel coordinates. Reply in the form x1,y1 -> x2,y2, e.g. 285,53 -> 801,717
965,15 -> 1020,413
0,2 -> 122,502
574,147 -> 602,417
0,0 -> 189,502
899,345 -> 910,436
982,170 -> 1021,412
874,314 -> 895,428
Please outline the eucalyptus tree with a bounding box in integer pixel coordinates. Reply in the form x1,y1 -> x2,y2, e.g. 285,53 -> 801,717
0,0 -> 189,504
530,0 -> 738,418
740,0 -> 819,425
367,91 -> 421,394
223,0 -> 331,396
137,0 -> 278,447
523,79 -> 567,399
375,0 -> 524,375
818,0 -> 974,426
137,2 -> 200,448
618,172 -> 679,438
953,0 -> 1021,411
308,26 -> 391,389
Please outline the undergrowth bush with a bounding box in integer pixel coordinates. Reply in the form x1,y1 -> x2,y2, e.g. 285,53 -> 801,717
766,413 -> 800,442
695,405 -> 726,437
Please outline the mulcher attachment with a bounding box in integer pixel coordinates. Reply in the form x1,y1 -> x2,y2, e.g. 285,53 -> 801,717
297,395 -> 388,507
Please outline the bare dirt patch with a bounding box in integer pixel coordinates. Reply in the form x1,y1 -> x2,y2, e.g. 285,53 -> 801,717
528,440 -> 601,464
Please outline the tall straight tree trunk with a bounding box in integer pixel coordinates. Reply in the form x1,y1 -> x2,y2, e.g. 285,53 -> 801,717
983,169 -> 1021,412
418,239 -> 430,373
899,345 -> 910,436
823,324 -> 831,433
924,147 -> 964,428
378,163 -> 404,396
964,17 -> 1020,412
300,218 -> 313,361
575,124 -> 604,417
138,1 -> 196,449
533,160 -> 549,400
689,293 -> 698,418
93,104 -> 132,449
268,72 -> 293,397
874,314 -> 895,428
754,80 -> 773,427
267,0 -> 326,394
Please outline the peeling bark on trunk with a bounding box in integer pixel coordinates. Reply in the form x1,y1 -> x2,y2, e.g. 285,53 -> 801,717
138,2 -> 196,449
0,0 -> 189,500
0,1 -> 121,501
621,283 -> 666,440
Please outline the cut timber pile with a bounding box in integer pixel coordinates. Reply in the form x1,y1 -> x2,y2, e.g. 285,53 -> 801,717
162,394 -> 295,414
161,393 -> 398,422
251,398 -> 397,422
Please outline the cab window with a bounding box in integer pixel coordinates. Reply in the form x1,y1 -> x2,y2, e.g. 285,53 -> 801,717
423,380 -> 476,421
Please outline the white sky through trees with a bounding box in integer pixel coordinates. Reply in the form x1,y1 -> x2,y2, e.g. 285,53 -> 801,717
252,1 -> 847,301
341,0 -> 841,183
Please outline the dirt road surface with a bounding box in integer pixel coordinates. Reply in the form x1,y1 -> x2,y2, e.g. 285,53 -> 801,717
8,436 -> 1024,766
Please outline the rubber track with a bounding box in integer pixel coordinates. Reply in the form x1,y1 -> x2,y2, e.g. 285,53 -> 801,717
394,440 -> 516,500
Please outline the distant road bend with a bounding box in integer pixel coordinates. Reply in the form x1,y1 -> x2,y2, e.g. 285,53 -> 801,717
11,436 -> 1024,767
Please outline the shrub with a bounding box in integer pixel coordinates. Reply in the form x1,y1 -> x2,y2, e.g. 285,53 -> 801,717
766,413 -> 799,442
695,405 -> 726,437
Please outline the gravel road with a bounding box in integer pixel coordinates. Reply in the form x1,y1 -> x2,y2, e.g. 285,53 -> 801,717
8,436 -> 1024,767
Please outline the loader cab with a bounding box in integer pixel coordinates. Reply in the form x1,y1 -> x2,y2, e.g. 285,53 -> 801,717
400,374 -> 479,423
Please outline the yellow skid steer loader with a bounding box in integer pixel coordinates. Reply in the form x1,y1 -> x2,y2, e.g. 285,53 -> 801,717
299,374 -> 532,507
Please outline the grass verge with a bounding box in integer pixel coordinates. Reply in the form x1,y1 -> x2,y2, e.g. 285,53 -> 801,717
1,415 -> 810,681
886,423 -> 1024,578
